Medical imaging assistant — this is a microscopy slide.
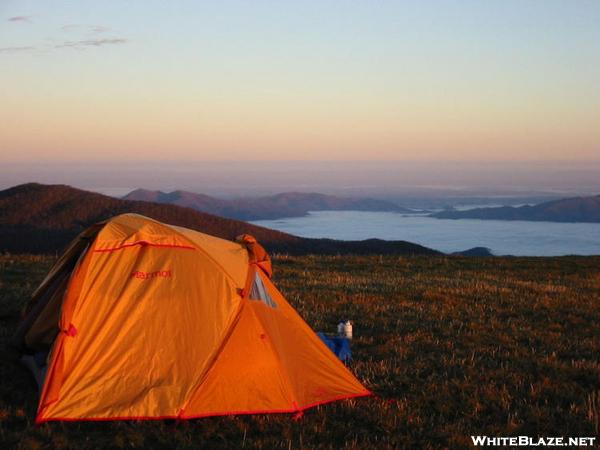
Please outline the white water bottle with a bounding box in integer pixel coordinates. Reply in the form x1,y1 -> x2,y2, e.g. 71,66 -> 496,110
343,320 -> 353,339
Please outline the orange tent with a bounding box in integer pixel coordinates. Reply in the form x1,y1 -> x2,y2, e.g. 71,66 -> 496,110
13,214 -> 370,423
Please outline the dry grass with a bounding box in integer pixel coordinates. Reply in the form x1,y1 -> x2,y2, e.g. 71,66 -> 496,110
1,254 -> 599,449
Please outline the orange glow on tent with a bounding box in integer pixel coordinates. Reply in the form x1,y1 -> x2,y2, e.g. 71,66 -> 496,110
13,214 -> 370,422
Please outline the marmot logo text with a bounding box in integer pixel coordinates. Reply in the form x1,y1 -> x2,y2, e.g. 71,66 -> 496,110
131,270 -> 172,280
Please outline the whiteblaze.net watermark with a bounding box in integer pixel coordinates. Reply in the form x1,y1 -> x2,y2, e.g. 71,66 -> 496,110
471,436 -> 596,447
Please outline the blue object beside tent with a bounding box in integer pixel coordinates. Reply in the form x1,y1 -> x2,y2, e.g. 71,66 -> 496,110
317,332 -> 352,362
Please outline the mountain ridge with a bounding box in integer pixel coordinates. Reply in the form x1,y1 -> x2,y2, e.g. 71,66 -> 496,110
0,183 -> 440,256
123,188 -> 414,220
431,194 -> 600,223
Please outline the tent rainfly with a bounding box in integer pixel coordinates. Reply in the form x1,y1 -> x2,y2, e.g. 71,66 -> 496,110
12,214 -> 370,423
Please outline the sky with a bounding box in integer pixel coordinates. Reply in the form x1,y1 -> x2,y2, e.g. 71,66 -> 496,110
1,0 -> 599,163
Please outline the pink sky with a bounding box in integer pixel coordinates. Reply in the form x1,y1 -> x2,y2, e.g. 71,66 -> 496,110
1,1 -> 599,162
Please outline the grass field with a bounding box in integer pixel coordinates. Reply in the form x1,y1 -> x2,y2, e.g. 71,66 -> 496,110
1,254 -> 599,449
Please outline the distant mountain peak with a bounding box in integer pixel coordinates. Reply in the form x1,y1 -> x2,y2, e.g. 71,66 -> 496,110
123,188 -> 413,221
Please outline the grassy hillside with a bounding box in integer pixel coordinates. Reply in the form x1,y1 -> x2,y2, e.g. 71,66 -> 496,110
1,254 -> 599,449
